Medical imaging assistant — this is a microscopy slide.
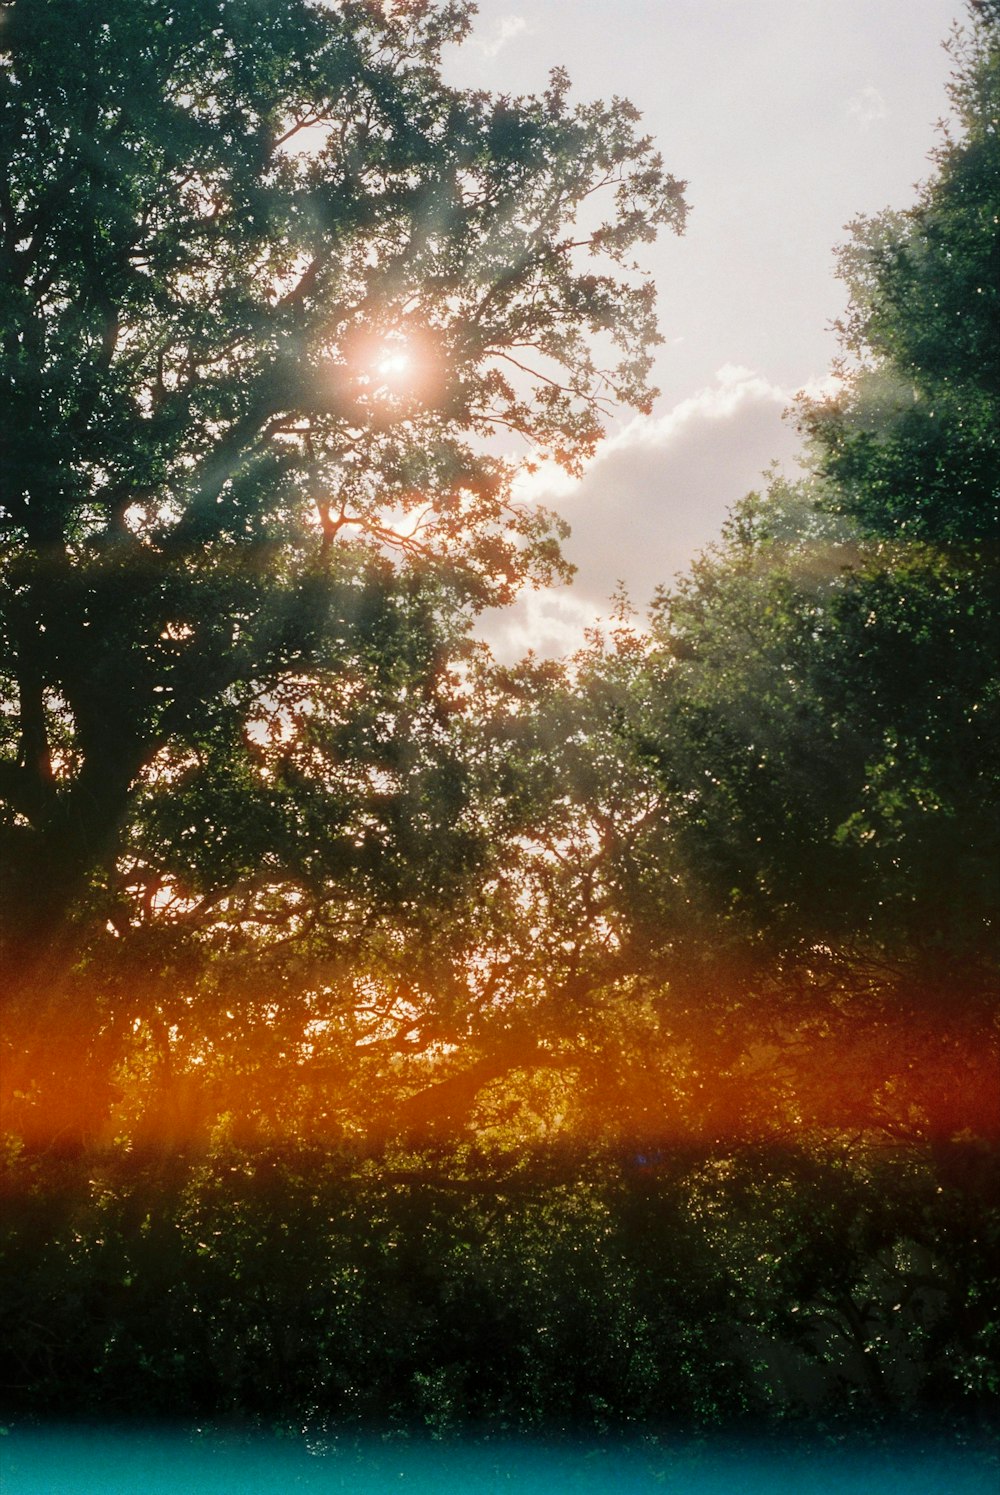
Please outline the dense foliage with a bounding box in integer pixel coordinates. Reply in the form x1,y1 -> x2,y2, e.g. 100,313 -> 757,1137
1,0 -> 997,1436
3,1141 -> 996,1430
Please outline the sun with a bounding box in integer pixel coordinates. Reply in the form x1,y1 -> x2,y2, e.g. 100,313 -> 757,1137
375,349 -> 410,380
335,325 -> 447,411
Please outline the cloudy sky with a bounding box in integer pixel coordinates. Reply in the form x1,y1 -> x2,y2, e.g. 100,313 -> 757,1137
439,0 -> 964,656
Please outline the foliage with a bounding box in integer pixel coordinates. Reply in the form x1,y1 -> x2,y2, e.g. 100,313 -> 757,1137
2,1140 -> 995,1431
812,16 -> 999,545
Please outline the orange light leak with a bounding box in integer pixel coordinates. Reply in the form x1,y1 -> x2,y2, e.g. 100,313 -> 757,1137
3,983 -> 998,1155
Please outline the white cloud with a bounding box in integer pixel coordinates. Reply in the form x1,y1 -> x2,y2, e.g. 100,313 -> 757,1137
479,15 -> 530,58
481,365 -> 809,660
545,365 -> 804,606
847,85 -> 889,128
481,587 -> 600,665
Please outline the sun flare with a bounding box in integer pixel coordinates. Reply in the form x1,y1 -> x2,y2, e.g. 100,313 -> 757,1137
375,349 -> 410,379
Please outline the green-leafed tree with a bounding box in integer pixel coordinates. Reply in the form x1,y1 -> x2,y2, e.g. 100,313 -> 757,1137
807,13 -> 999,547
0,0 -> 683,1137
622,11 -> 1000,1144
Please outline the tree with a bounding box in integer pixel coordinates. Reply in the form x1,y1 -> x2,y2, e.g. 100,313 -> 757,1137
0,0 -> 684,1069
806,16 -> 999,548
616,11 -> 1000,1146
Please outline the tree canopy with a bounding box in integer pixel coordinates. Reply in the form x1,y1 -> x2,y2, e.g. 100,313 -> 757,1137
0,0 -> 683,1019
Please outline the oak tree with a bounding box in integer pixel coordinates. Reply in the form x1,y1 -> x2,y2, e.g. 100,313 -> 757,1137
0,0 -> 683,1014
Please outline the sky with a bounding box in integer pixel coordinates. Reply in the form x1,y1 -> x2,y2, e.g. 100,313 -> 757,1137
438,0 -> 965,658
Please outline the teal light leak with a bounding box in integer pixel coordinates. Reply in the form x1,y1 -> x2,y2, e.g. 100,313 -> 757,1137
1,1430 -> 997,1495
